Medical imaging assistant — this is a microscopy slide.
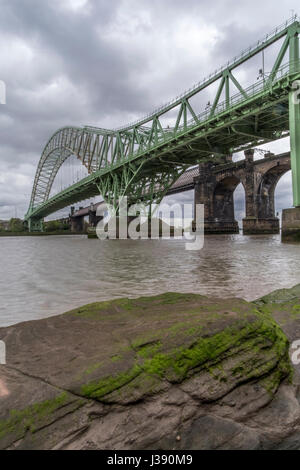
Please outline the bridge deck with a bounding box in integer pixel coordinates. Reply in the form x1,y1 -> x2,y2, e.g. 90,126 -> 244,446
25,18 -> 300,224
71,152 -> 291,218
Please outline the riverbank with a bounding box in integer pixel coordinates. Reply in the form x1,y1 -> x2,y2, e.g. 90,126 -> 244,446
0,231 -> 86,237
1,286 -> 300,449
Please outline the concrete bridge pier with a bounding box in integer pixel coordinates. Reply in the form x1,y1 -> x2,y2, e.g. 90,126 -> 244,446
28,218 -> 44,232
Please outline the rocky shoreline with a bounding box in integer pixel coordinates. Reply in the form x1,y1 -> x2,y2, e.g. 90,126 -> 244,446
1,287 -> 300,450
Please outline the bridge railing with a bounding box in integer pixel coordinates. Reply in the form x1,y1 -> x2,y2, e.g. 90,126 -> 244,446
26,18 -> 300,221
76,59 -> 298,177
123,60 -> 298,158
114,16 -> 298,132
181,60 -> 297,131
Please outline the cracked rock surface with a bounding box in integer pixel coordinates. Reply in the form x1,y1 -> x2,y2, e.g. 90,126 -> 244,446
0,290 -> 300,450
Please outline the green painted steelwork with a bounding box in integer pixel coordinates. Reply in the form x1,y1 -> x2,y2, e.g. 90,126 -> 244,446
28,218 -> 44,232
289,23 -> 300,206
25,17 -> 300,229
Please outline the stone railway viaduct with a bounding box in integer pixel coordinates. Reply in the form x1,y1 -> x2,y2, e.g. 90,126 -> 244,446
69,150 -> 291,235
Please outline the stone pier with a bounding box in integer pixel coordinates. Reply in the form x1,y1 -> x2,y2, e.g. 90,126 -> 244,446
282,208 -> 300,242
243,217 -> 280,235
193,150 -> 290,235
70,207 -> 85,233
69,151 -> 291,237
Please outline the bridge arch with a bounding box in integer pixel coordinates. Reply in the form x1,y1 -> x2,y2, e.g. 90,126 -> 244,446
256,162 -> 291,219
213,175 -> 245,222
27,126 -> 108,216
32,147 -> 74,208
26,123 -> 188,227
25,19 -> 300,231
274,170 -> 293,215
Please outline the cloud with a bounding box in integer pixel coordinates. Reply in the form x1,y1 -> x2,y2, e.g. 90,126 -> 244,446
0,0 -> 297,219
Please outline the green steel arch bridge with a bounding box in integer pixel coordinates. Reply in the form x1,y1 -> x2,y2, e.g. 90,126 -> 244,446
25,17 -> 300,231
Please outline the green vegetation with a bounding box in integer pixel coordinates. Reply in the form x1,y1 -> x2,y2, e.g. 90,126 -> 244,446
79,306 -> 291,402
261,358 -> 293,395
69,293 -> 203,319
81,365 -> 141,399
0,393 -> 70,440
254,285 -> 300,326
44,220 -> 70,232
0,217 -> 85,235
0,222 -> 7,232
0,290 -> 296,448
8,218 -> 26,232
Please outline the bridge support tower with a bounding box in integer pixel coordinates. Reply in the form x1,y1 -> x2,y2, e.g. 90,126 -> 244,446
282,29 -> 300,242
70,207 -> 85,233
242,150 -> 279,235
28,218 -> 44,232
88,207 -> 104,228
194,158 -> 239,234
194,162 -> 239,234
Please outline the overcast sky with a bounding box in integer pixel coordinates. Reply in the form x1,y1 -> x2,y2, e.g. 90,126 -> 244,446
0,0 -> 298,221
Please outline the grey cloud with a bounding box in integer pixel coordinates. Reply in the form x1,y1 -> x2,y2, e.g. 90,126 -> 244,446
0,0 -> 297,219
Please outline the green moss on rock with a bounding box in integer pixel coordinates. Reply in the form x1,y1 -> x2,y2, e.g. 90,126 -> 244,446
80,306 -> 291,403
81,365 -> 141,399
68,293 -> 205,319
256,284 -> 300,305
0,393 -> 70,440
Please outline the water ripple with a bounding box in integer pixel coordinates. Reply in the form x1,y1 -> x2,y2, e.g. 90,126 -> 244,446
0,234 -> 299,326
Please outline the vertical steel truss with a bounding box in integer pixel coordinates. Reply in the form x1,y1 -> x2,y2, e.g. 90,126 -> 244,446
289,22 -> 300,206
95,163 -> 187,213
25,16 -> 300,228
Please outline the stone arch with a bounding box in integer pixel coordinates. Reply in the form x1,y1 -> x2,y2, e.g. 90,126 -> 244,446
257,163 -> 291,219
207,175 -> 244,233
213,175 -> 244,222
274,170 -> 293,213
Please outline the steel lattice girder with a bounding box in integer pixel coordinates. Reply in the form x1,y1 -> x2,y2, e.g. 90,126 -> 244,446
25,17 -> 300,223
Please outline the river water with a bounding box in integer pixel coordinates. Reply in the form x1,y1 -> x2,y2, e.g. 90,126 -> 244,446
0,234 -> 299,327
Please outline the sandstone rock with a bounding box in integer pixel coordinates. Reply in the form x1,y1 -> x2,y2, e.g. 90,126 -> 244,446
0,291 -> 299,450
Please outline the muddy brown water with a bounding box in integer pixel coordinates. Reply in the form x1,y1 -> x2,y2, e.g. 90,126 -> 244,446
0,233 -> 299,326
